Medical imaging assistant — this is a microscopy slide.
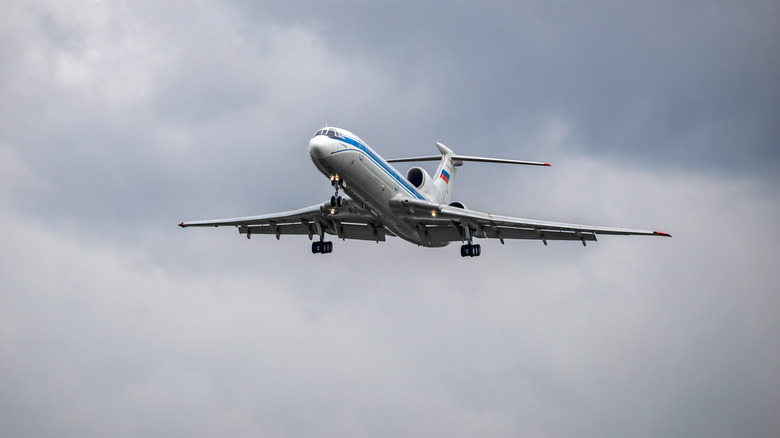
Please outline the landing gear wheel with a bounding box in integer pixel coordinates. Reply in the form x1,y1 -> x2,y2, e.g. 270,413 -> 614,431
312,241 -> 333,254
330,196 -> 337,207
460,243 -> 481,257
336,196 -> 343,207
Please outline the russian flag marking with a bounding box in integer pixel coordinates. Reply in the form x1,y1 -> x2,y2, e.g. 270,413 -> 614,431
440,169 -> 450,183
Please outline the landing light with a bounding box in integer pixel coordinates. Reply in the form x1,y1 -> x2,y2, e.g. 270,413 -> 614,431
431,210 -> 437,217
330,208 -> 336,214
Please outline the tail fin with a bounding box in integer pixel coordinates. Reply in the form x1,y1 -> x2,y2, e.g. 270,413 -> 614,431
432,142 -> 456,204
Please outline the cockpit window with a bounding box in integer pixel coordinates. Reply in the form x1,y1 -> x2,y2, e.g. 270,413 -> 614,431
316,129 -> 343,139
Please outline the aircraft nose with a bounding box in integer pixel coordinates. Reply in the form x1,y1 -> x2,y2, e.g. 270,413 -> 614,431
308,135 -> 333,159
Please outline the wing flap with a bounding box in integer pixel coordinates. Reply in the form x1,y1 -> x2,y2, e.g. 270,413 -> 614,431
237,222 -> 388,241
419,225 -> 599,243
338,224 -> 387,242
239,223 -> 315,237
486,227 -> 598,241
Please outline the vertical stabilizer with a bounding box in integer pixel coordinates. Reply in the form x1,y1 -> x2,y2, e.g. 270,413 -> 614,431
432,142 -> 457,204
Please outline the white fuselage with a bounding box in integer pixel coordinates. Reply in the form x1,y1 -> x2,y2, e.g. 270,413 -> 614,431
308,128 -> 446,247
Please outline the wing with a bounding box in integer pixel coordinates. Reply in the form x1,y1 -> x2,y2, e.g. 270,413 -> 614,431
179,199 -> 391,242
388,198 -> 671,245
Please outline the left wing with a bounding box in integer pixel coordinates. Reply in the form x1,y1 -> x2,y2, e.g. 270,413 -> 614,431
179,199 -> 391,242
388,198 -> 671,245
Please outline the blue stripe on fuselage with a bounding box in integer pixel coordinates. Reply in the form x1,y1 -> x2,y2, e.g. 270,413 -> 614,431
329,136 -> 426,200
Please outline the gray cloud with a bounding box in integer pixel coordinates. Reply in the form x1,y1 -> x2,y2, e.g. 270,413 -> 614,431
1,1 -> 779,437
230,0 -> 780,173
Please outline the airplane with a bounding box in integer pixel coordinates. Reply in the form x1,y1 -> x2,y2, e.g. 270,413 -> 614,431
179,126 -> 671,256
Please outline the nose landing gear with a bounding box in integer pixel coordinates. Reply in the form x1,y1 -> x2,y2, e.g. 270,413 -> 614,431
330,176 -> 343,207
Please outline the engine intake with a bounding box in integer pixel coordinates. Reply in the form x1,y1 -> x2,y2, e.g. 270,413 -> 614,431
406,167 -> 428,189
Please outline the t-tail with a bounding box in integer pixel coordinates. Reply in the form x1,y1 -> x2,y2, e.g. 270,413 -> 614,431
388,143 -> 550,205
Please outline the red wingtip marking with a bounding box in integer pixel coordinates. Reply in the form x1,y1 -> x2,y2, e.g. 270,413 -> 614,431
653,231 -> 672,237
178,222 -> 186,228
544,163 -> 551,166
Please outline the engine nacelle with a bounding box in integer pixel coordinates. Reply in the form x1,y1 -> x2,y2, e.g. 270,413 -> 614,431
448,201 -> 468,210
406,166 -> 436,197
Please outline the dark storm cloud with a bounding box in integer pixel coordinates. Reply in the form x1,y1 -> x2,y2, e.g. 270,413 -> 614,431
232,0 -> 780,175
1,1 -> 779,437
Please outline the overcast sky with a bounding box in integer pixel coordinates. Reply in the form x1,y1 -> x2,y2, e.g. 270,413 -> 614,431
2,1 -> 779,437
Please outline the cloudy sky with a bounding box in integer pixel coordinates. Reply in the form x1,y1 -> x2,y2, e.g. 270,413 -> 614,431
2,0 -> 779,436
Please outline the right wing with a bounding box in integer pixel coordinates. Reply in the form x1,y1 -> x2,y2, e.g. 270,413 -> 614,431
179,199 -> 391,242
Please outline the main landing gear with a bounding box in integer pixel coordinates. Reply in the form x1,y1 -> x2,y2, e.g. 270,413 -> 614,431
460,226 -> 481,257
460,243 -> 481,257
312,225 -> 333,255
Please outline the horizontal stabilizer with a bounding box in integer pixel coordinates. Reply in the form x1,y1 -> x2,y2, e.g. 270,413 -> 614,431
387,155 -> 550,167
